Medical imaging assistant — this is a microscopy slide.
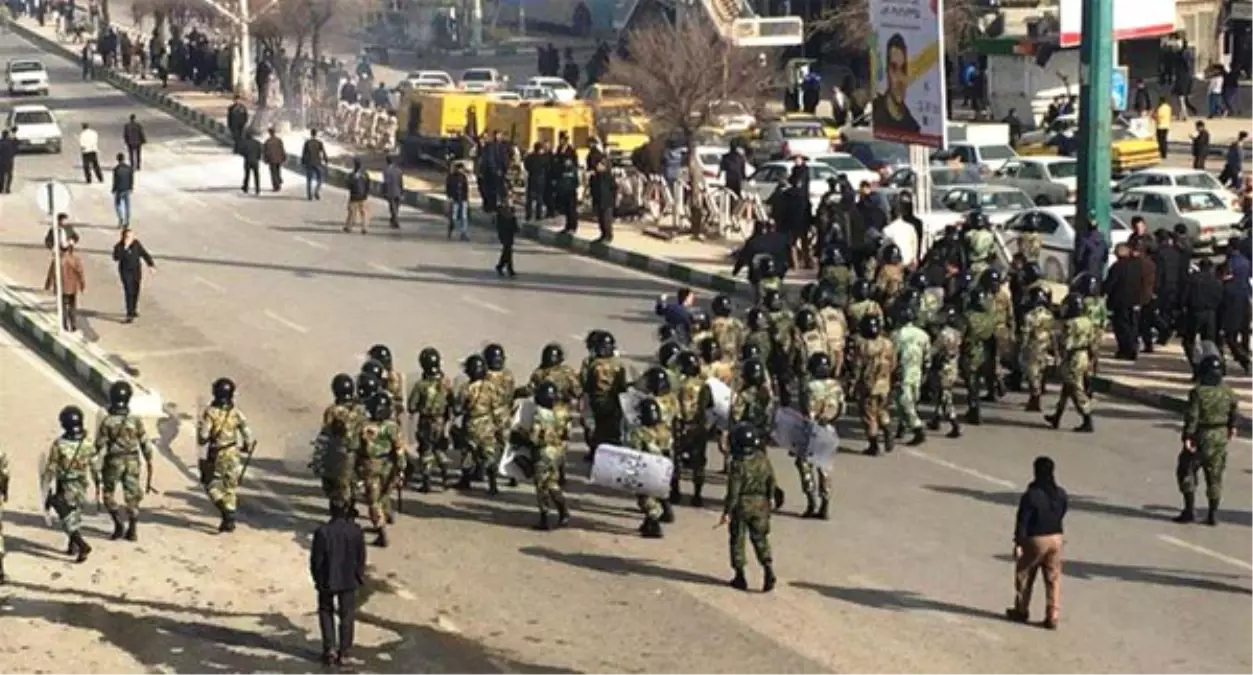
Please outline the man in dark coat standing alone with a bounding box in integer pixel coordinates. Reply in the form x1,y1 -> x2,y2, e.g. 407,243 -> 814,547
112,227 -> 155,323
240,132 -> 263,195
122,114 -> 146,171
226,95 -> 249,154
310,503 -> 366,667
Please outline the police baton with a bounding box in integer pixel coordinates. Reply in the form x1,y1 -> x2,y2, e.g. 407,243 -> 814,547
237,440 -> 259,485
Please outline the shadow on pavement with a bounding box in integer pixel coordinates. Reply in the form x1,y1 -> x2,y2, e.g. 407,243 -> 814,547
517,545 -> 727,587
990,554 -> 1252,595
790,581 -> 1007,621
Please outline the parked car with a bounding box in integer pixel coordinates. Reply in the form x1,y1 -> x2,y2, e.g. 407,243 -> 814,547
998,206 -> 1131,282
878,164 -> 985,205
524,76 -> 577,102
988,156 -> 1076,205
459,68 -> 506,92
398,70 -> 454,92
679,145 -> 732,187
808,152 -> 879,188
938,184 -> 1036,224
1112,186 -> 1243,249
933,141 -> 1018,173
707,100 -> 756,134
7,104 -> 62,152
1114,168 -> 1234,206
752,120 -> 833,160
6,59 -> 49,96
840,136 -> 911,177
744,160 -> 843,206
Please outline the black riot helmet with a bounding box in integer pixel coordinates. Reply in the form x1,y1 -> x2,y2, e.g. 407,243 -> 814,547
483,343 -> 506,371
677,350 -> 702,377
361,359 -> 385,381
1061,293 -> 1084,319
980,268 -> 1004,292
1197,354 -> 1225,385
807,352 -> 833,379
585,329 -> 607,353
730,423 -> 764,457
859,314 -> 882,339
881,242 -> 903,265
367,344 -> 393,370
851,278 -> 872,302
534,380 -> 559,409
966,208 -> 989,230
419,347 -> 442,375
698,336 -> 723,364
540,342 -> 565,368
108,380 -> 133,412
331,373 -> 355,403
746,307 -> 767,331
211,377 -> 236,405
894,302 -> 917,327
814,282 -> 837,308
658,341 -> 683,368
1022,262 -> 1043,287
691,310 -> 712,334
658,323 -> 679,344
357,373 -> 382,399
755,256 -> 778,278
1072,271 -> 1099,297
366,392 -> 393,421
1027,286 -> 1052,310
762,288 -> 785,312
595,331 -> 617,358
638,397 -> 663,427
968,288 -> 990,312
740,342 -> 763,363
908,270 -> 929,292
711,294 -> 733,317
821,245 -> 847,268
740,358 -> 766,386
941,304 -> 961,327
796,308 -> 818,332
464,354 -> 488,381
800,282 -> 818,305
59,405 -> 85,438
643,366 -> 672,396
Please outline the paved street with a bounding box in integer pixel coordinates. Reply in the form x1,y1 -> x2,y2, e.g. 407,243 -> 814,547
0,28 -> 1251,673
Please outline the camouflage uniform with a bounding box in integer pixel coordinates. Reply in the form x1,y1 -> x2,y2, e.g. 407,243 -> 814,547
455,378 -> 502,474
743,328 -> 773,364
1051,315 -> 1094,417
485,368 -> 517,460
928,325 -> 963,425
892,324 -> 931,433
961,307 -> 998,409
197,405 -> 255,514
674,373 -> 712,493
819,264 -> 853,308
965,229 -> 995,277
799,378 -> 843,501
584,356 -> 628,452
767,309 -> 802,407
991,287 -> 1016,387
356,417 -> 406,528
95,413 -> 155,520
407,376 -> 453,484
725,448 -> 776,570
1177,384 -> 1238,503
383,369 -> 406,421
852,334 -> 895,440
313,401 -> 360,508
1017,232 -> 1042,264
875,262 -> 905,307
730,382 -> 776,436
817,306 -> 849,376
711,316 -> 746,359
42,436 -> 99,536
529,406 -> 569,516
0,449 -> 8,567
1081,297 -> 1108,380
918,288 -> 944,335
628,423 -> 673,520
847,299 -> 884,330
525,364 -> 583,436
1020,305 -> 1056,398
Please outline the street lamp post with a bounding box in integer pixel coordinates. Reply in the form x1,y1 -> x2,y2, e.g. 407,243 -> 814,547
1075,0 -> 1114,243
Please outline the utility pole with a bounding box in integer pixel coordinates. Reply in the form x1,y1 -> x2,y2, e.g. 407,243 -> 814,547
1075,0 -> 1113,242
189,0 -> 283,100
470,0 -> 483,48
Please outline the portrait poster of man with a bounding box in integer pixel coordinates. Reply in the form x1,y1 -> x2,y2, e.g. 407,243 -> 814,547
870,0 -> 948,148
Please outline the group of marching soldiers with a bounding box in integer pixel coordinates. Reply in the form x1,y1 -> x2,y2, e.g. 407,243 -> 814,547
305,102 -> 397,155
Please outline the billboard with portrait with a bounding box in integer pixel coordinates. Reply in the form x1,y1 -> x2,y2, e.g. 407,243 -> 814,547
869,0 -> 948,148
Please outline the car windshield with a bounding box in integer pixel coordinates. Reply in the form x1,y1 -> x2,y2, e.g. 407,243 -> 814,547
779,124 -> 824,139
979,145 -> 1017,161
10,62 -> 44,73
1175,173 -> 1223,190
980,190 -> 1033,210
1174,192 -> 1225,211
814,155 -> 867,172
14,111 -> 53,124
699,152 -> 723,166
462,70 -> 493,82
1046,161 -> 1078,179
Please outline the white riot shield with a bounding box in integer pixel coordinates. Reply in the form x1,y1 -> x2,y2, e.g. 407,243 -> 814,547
511,399 -> 537,431
589,443 -> 674,499
497,445 -> 534,482
706,377 -> 732,430
618,389 -> 648,436
771,407 -> 809,456
804,423 -> 840,470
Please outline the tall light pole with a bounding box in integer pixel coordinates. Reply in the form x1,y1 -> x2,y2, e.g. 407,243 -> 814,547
189,0 -> 283,100
1075,0 -> 1114,242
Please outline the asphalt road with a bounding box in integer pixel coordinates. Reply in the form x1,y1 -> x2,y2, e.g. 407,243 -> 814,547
0,29 -> 1251,673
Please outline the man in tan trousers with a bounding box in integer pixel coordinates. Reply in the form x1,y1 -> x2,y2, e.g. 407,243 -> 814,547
1007,455 -> 1067,630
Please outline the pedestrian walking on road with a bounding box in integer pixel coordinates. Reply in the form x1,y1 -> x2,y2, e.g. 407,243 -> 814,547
382,155 -> 403,228
240,132 -> 263,195
301,128 -> 329,200
226,95 -> 248,154
112,227 -> 155,323
1219,131 -> 1248,188
44,213 -> 80,250
445,163 -> 470,240
1153,97 -> 1172,159
344,158 -> 370,234
122,114 -> 146,170
111,153 -> 134,227
0,129 -> 16,194
45,240 -> 86,332
79,122 -> 103,183
262,127 -> 286,192
310,502 -> 366,667
495,198 -> 518,277
1190,121 -> 1210,170
1006,455 -> 1067,630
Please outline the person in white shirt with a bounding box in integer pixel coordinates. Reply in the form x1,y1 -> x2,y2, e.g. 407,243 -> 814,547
1207,66 -> 1226,118
78,122 -> 103,183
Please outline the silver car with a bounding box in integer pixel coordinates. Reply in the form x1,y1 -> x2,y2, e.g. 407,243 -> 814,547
752,120 -> 831,161
1111,186 -> 1243,249
938,184 -> 1036,225
988,157 -> 1076,206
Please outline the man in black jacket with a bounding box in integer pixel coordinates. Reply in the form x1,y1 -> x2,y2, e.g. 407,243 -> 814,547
523,142 -> 549,221
226,95 -> 249,154
309,503 -> 366,667
445,163 -> 470,240
345,158 -> 371,234
239,132 -> 263,195
0,130 -> 18,194
112,227 -> 155,322
1104,243 -> 1143,359
1190,121 -> 1210,170
592,158 -> 616,244
478,131 -> 508,213
1181,258 -> 1223,368
1007,455 -> 1067,630
112,154 -> 135,228
495,198 -> 519,277
1216,261 -> 1251,373
1152,229 -> 1186,344
301,129 -> 330,200
122,114 -> 146,170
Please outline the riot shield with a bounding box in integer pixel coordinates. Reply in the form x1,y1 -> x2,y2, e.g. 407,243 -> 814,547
706,377 -> 733,430
771,407 -> 809,456
589,443 -> 674,499
804,423 -> 840,470
618,389 -> 648,437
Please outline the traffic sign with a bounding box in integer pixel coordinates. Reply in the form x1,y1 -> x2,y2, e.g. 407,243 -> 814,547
1111,66 -> 1129,112
35,180 -> 72,217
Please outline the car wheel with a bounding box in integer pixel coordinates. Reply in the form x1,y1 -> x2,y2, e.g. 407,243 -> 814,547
1034,195 -> 1052,206
50,143 -> 61,154
1043,258 -> 1065,283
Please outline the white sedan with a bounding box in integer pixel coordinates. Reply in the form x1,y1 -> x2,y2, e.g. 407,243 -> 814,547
525,76 -> 577,102
6,59 -> 49,95
400,70 -> 454,92
744,160 -> 843,207
6,104 -> 62,153
1112,186 -> 1243,248
459,68 -> 506,92
808,152 -> 879,188
998,206 -> 1131,282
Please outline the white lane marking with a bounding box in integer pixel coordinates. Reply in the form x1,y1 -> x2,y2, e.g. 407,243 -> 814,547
906,449 -> 1018,489
126,346 -> 223,359
263,309 -> 309,334
293,235 -> 329,251
1157,534 -> 1253,572
368,261 -> 404,275
193,275 -> 225,293
0,331 -> 96,406
461,295 -> 510,315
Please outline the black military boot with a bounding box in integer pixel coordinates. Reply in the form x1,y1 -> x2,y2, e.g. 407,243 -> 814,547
65,534 -> 78,556
947,420 -> 962,439
557,464 -> 567,488
762,565 -> 777,593
125,516 -> 138,542
817,497 -> 830,520
1205,498 -> 1220,526
641,517 -> 663,539
109,511 -> 125,540
221,510 -> 237,533
691,483 -> 704,508
802,494 -> 818,518
486,473 -> 500,496
1073,415 -> 1094,433
0,556 -> 6,585
729,567 -> 748,591
532,512 -> 551,531
894,423 -> 906,440
864,438 -> 881,456
1044,412 -> 1062,429
964,406 -> 982,426
882,429 -> 896,454
659,501 -> 675,524
995,378 -> 1007,400
72,532 -> 91,563
375,527 -> 389,547
669,486 -> 682,506
385,509 -> 395,525
927,416 -> 942,431
439,465 -> 451,489
1025,395 -> 1042,412
555,498 -> 571,528
1173,494 -> 1196,523
417,475 -> 431,493
907,428 -> 926,446
455,472 -> 473,490
773,486 -> 786,510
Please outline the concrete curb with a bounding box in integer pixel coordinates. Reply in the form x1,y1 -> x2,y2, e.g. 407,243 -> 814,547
1089,373 -> 1253,432
0,283 -> 164,417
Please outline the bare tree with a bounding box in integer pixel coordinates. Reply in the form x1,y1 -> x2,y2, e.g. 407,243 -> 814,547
605,19 -> 776,239
809,0 -> 981,50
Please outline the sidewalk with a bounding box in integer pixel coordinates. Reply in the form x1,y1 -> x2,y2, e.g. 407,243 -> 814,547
1166,116 -> 1253,160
